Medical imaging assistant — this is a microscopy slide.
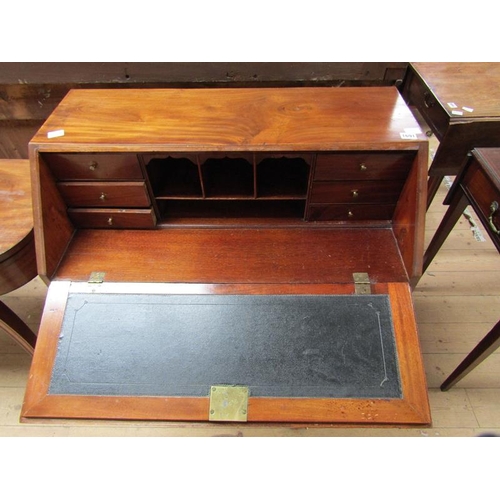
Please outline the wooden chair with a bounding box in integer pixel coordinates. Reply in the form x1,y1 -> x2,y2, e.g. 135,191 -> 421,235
0,159 -> 38,355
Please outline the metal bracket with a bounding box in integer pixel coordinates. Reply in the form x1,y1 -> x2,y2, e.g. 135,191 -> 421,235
209,385 -> 249,422
88,272 -> 106,284
353,272 -> 371,295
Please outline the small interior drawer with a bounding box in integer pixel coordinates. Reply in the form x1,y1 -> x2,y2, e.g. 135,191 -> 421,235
310,180 -> 405,204
43,153 -> 143,180
58,181 -> 151,207
67,208 -> 157,228
307,203 -> 396,221
315,152 -> 414,181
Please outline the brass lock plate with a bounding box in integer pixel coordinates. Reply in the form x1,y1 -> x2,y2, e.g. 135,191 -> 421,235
209,385 -> 249,422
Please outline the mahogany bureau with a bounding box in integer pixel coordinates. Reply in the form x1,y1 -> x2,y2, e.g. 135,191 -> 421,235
22,87 -> 431,425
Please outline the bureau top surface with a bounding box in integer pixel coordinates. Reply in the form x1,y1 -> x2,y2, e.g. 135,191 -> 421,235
30,87 -> 424,152
411,62 -> 500,119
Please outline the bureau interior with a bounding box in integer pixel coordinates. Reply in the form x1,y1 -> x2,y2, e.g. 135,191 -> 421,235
41,149 -> 418,222
35,147 -> 425,285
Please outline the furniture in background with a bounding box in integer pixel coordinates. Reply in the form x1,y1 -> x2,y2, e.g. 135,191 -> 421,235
0,159 -> 38,354
401,62 -> 500,209
422,148 -> 500,390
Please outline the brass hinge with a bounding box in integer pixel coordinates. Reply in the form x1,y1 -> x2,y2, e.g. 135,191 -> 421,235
209,385 -> 249,422
353,272 -> 371,295
88,272 -> 106,284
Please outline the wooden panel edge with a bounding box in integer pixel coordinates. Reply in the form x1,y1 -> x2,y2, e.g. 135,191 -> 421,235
21,280 -> 71,418
393,144 -> 428,286
388,282 -> 431,425
30,147 -> 75,281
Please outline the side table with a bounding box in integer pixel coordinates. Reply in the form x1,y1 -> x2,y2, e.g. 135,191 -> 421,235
422,148 -> 500,390
0,159 -> 38,354
401,62 -> 500,208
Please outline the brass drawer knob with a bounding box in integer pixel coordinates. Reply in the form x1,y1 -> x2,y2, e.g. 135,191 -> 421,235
351,189 -> 359,198
89,161 -> 98,171
359,163 -> 367,171
348,211 -> 354,218
99,193 -> 107,201
107,217 -> 113,226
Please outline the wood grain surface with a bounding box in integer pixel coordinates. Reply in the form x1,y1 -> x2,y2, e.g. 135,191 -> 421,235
31,87 -> 423,151
0,160 -> 37,294
411,63 -> 500,118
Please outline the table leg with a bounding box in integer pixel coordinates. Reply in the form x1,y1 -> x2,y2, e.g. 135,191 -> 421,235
441,320 -> 500,391
427,175 -> 445,210
423,188 -> 469,272
0,300 -> 36,355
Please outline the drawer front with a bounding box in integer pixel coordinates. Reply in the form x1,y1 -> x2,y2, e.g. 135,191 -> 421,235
464,164 -> 500,237
315,152 -> 414,181
44,153 -> 143,180
406,72 -> 449,140
58,182 -> 151,207
307,204 -> 396,221
310,180 -> 405,204
68,208 -> 157,228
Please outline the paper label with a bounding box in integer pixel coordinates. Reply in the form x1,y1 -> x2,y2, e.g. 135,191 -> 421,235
462,106 -> 474,112
400,132 -> 417,140
447,102 -> 458,109
451,110 -> 464,116
47,129 -> 65,139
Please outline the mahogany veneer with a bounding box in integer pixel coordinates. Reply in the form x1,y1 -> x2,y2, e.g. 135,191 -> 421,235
23,87 -> 431,425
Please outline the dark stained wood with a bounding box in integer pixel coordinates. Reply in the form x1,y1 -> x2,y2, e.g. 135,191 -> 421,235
401,62 -> 500,208
0,229 -> 36,295
0,300 -> 36,355
440,319 -> 500,391
306,204 -> 395,221
0,63 -> 408,86
310,179 -> 405,204
54,227 -> 408,284
67,208 -> 157,229
30,87 -> 427,284
21,281 -> 430,425
0,121 -> 40,159
424,148 -> 500,271
24,87 -> 430,425
422,148 -> 500,390
0,160 -> 34,258
408,63 -> 500,119
393,146 -> 428,287
314,152 -> 414,181
57,181 -> 150,207
0,159 -> 38,355
30,151 -> 74,282
43,153 -> 143,180
0,160 -> 37,293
